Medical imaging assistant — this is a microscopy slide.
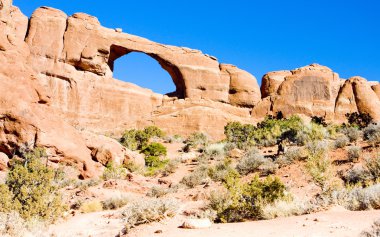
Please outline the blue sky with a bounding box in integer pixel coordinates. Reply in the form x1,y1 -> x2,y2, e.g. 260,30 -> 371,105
14,0 -> 380,94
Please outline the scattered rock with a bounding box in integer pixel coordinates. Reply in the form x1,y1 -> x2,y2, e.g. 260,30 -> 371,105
181,218 -> 212,229
0,152 -> 9,170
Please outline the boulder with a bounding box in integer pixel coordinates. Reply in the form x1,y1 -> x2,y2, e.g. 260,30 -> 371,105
272,64 -> 341,119
181,219 -> 212,229
261,70 -> 291,98
0,152 -> 8,170
351,76 -> 380,121
220,64 -> 261,107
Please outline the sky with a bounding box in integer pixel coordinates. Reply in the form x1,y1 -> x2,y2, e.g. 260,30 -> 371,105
14,0 -> 380,94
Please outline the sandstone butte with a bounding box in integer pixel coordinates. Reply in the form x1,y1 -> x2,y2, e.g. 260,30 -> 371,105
0,0 -> 379,178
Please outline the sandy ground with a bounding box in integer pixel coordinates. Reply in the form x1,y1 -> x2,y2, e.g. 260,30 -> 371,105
130,208 -> 380,237
48,207 -> 380,237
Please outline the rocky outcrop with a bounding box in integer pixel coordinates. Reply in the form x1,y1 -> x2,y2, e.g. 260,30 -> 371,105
1,0 -> 379,177
261,64 -> 379,122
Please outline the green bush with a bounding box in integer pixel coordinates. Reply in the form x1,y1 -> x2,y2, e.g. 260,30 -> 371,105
143,126 -> 165,138
224,122 -> 256,149
140,142 -> 169,176
141,142 -> 167,157
0,148 -> 65,222
209,174 -> 286,223
224,115 -> 304,149
120,129 -> 149,150
305,141 -> 334,192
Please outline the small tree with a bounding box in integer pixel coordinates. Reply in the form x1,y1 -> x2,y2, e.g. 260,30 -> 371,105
0,148 -> 65,222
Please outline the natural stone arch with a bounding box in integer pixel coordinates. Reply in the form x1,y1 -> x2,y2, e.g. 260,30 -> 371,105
108,44 -> 185,98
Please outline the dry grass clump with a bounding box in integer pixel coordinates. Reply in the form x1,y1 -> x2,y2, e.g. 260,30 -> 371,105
361,218 -> 380,237
347,146 -> 362,162
261,198 -> 313,220
236,148 -> 277,175
80,200 -> 103,213
334,135 -> 349,148
0,212 -> 48,237
181,165 -> 209,188
101,194 -> 129,210
331,184 -> 380,211
122,198 -> 179,233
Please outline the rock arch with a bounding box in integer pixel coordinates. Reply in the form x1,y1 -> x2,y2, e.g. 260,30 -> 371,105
108,44 -> 185,98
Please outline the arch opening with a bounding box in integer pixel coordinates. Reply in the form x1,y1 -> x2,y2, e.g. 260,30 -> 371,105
108,45 -> 185,98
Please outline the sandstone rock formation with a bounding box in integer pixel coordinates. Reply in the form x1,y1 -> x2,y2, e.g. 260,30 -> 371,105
0,0 -> 379,178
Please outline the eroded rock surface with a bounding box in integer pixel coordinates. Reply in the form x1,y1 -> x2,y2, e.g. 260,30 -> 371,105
0,0 -> 379,177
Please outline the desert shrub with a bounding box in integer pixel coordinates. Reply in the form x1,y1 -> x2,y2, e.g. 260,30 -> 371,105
120,129 -> 149,150
204,143 -> 226,160
283,147 -> 305,163
365,155 -> 380,180
224,116 -> 304,149
144,159 -> 169,177
184,132 -> 209,150
0,212 -> 48,237
140,142 -> 169,176
101,195 -> 129,210
344,167 -> 372,185
208,160 -> 238,182
261,198 -> 313,220
141,142 -> 167,157
122,198 -> 179,233
102,161 -> 127,180
209,174 -> 286,223
143,126 -> 165,138
347,146 -> 362,162
165,134 -> 183,143
334,135 -> 349,148
364,124 -> 380,146
123,160 -> 143,173
224,122 -> 256,149
346,112 -> 373,129
341,126 -> 361,142
146,186 -> 170,198
236,148 -> 276,175
181,165 -> 209,188
0,148 -> 65,222
80,200 -> 103,213
161,158 -> 180,176
305,141 -> 334,192
0,185 -> 13,213
331,183 -> 380,210
295,123 -> 328,145
361,218 -> 380,237
311,116 -> 328,127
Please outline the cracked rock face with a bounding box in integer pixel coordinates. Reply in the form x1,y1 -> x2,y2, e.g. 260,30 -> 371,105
0,2 -> 379,178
